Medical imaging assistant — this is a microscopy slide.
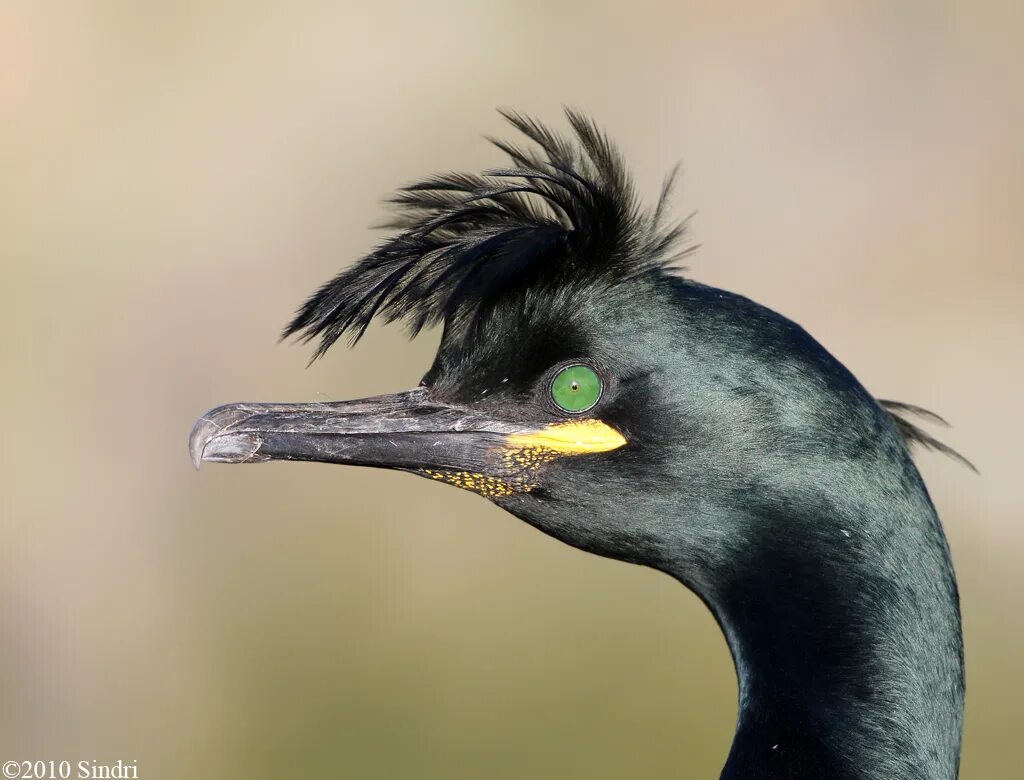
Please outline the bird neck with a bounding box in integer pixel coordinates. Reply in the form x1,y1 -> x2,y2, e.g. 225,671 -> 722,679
686,499 -> 964,780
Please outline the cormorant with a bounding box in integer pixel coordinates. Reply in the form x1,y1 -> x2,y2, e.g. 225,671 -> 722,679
189,110 -> 968,779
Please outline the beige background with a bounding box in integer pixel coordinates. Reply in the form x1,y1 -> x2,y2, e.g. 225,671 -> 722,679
2,3 -> 1021,778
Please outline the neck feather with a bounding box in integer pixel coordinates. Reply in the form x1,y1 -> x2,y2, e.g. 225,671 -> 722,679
679,488 -> 964,780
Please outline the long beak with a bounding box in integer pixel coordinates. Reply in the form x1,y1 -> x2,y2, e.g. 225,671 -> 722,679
189,388 -> 626,497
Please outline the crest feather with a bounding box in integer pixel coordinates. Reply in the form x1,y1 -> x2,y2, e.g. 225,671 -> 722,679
879,399 -> 976,471
283,109 -> 691,359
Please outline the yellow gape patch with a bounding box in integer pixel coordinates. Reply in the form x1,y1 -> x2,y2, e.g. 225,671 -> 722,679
505,420 -> 628,456
422,420 -> 627,499
502,420 -> 627,491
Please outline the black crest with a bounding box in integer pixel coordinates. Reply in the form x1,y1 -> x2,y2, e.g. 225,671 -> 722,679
283,109 -> 690,358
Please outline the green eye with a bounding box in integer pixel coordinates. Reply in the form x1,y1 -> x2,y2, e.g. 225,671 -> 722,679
550,364 -> 603,413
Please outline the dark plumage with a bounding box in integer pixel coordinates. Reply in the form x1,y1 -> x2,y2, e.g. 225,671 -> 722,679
283,109 -> 691,354
191,110 -> 970,779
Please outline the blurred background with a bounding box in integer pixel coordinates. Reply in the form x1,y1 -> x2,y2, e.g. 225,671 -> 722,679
2,2 -> 1021,777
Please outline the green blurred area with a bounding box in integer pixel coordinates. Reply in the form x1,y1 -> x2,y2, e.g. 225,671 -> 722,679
1,3 -> 1021,777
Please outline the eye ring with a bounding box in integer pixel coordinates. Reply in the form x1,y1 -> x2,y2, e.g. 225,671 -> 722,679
549,363 -> 603,414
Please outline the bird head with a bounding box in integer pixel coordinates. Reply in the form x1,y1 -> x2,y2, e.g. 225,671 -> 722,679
190,110 -> 971,777
190,110 -> 962,586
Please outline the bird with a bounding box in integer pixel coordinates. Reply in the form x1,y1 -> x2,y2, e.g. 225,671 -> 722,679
189,110 -> 969,779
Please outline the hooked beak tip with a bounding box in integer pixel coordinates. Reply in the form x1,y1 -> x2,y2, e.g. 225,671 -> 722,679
189,416 -> 215,470
189,404 -> 265,469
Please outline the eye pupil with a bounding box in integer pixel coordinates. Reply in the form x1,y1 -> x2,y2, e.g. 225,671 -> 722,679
550,364 -> 602,413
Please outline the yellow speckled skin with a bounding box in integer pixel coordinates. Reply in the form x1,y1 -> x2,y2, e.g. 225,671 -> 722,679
422,469 -> 520,498
421,420 -> 626,498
